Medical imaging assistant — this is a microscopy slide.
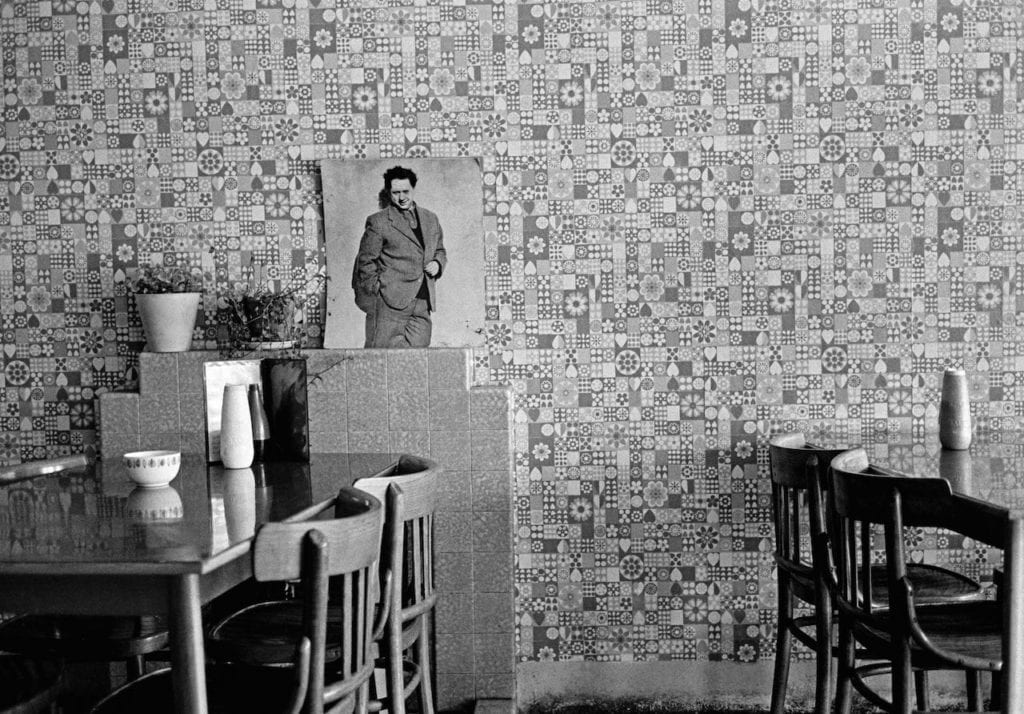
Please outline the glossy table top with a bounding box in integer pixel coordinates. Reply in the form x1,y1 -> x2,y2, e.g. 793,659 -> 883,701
797,429 -> 1024,516
0,452 -> 405,570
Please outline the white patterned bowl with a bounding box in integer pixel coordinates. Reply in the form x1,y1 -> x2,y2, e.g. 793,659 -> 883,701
123,450 -> 181,489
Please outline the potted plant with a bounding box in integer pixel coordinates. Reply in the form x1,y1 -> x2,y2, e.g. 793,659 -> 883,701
224,263 -> 326,350
129,262 -> 204,352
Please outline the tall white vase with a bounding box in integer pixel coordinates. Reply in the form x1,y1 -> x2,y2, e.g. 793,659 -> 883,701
220,384 -> 254,468
938,368 -> 972,450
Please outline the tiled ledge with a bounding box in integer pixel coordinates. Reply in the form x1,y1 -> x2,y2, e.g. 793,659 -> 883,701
96,348 -> 515,711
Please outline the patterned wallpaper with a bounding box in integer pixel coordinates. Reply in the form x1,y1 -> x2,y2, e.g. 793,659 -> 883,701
2,0 -> 1023,673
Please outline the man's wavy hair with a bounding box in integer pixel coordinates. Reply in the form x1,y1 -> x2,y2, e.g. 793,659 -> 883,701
378,165 -> 419,209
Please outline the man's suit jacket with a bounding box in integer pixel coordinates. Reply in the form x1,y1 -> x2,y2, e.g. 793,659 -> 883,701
352,203 -> 447,313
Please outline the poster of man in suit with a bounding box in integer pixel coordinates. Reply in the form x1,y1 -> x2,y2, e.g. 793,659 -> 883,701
351,165 -> 447,348
322,158 -> 484,349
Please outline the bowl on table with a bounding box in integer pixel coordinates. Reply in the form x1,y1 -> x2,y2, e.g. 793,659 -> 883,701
123,450 -> 181,489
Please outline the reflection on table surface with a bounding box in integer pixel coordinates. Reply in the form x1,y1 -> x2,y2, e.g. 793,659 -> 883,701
830,430 -> 1024,516
0,452 -> 402,566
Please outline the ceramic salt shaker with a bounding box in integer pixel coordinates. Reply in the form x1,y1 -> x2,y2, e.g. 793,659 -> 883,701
220,384 -> 255,468
938,368 -> 972,450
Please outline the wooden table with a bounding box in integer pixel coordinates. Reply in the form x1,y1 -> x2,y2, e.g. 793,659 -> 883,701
848,431 -> 1024,713
0,451 -> 409,714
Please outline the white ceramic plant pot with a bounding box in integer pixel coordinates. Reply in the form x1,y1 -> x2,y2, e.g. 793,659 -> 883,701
136,292 -> 201,352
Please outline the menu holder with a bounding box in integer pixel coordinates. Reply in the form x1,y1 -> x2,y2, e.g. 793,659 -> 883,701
260,357 -> 310,462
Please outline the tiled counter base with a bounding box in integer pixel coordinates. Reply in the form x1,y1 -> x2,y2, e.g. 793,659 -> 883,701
96,349 -> 515,712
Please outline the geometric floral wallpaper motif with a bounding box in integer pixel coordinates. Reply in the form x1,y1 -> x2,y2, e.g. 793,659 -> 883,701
1,0 -> 1022,669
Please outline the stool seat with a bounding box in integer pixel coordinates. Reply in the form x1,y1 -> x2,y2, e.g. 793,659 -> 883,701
0,655 -> 62,714
0,615 -> 169,660
207,601 -> 347,666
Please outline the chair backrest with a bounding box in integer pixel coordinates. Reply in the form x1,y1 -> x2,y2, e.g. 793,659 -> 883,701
252,486 -> 383,714
0,454 -> 89,483
355,460 -> 439,624
829,448 -> 1008,615
768,433 -> 849,599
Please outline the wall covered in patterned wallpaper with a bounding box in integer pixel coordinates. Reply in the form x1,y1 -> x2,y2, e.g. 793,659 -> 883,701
2,0 -> 1023,698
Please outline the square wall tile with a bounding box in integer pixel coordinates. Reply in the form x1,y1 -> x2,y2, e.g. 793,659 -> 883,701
139,353 -> 178,394
346,351 -> 387,394
474,675 -> 514,701
427,349 -> 469,391
388,389 -> 428,430
99,432 -> 140,461
435,591 -> 476,634
471,430 -> 511,472
436,674 -> 475,712
386,350 -> 428,390
139,394 -> 180,434
347,430 -> 390,453
142,432 -> 181,453
308,391 -> 347,433
435,552 -> 474,592
177,352 -> 214,394
179,392 -> 206,433
469,387 -> 511,430
430,430 -> 471,470
310,430 -> 349,452
305,352 -> 349,392
473,592 -> 513,634
473,633 -> 513,674
436,512 -> 473,552
472,471 -> 510,512
390,430 -> 430,455
473,551 -> 512,593
436,634 -> 475,674
437,470 -> 472,512
429,390 -> 469,431
96,392 -> 139,436
472,511 -> 510,553
347,395 -> 387,432
180,429 -> 207,456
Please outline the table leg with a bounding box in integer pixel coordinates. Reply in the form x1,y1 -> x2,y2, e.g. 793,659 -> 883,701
169,574 -> 208,714
1002,518 -> 1024,712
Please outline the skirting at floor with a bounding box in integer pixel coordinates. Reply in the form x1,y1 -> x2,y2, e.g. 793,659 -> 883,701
516,660 -> 983,713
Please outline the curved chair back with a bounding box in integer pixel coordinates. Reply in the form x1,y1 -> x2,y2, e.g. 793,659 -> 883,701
769,433 -> 847,598
355,458 -> 439,620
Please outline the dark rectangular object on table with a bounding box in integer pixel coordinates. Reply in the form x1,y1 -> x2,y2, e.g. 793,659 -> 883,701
260,358 -> 310,462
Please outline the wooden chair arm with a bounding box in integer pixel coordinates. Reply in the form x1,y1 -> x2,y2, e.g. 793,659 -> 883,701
898,578 -> 999,673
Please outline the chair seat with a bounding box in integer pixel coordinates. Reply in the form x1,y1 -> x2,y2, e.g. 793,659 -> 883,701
90,665 -> 305,714
872,563 -> 983,606
0,655 -> 62,713
207,600 -> 346,666
853,599 -> 1004,666
0,615 -> 169,660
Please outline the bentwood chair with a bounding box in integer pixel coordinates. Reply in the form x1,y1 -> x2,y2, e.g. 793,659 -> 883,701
768,434 -> 848,714
769,434 -> 985,714
0,455 -> 170,681
829,449 -> 1005,714
92,486 -> 382,714
355,457 -> 440,714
